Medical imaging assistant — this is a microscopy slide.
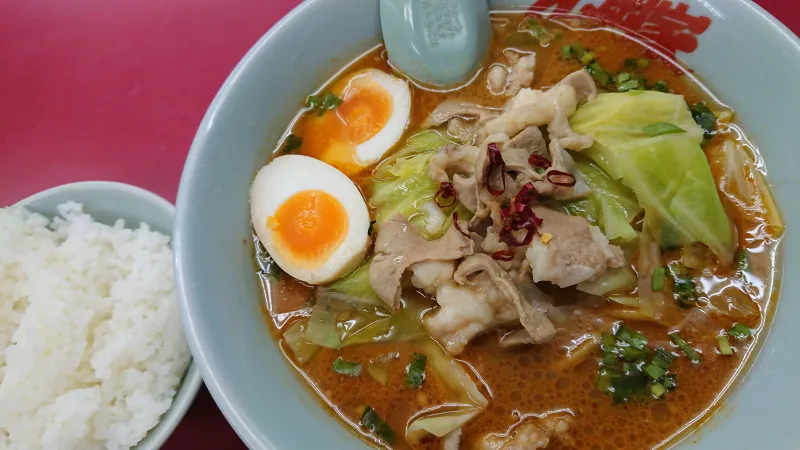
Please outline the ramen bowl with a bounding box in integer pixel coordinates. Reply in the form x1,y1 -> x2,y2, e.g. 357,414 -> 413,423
174,1 -> 800,448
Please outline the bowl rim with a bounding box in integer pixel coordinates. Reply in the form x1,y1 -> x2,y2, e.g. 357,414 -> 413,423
13,180 -> 203,450
175,1 -> 800,449
174,1 -> 330,448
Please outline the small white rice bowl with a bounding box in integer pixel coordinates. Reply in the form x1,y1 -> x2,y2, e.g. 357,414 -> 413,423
0,202 -> 190,450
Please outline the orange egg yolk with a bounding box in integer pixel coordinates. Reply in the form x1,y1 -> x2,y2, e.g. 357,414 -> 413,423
267,190 -> 349,267
299,73 -> 393,175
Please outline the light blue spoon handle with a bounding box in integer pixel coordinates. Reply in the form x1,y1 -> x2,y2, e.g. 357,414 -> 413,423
380,0 -> 490,88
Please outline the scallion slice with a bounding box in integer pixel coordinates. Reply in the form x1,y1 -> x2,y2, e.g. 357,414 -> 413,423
652,347 -> 675,369
579,51 -> 596,65
615,324 -> 648,350
601,332 -> 617,365
620,346 -> 649,362
668,262 -> 700,308
306,91 -> 342,116
652,80 -> 670,93
360,406 -> 396,445
690,101 -> 717,142
584,62 -> 612,86
651,382 -> 667,398
643,122 -> 686,137
736,248 -> 750,273
333,357 -> 362,376
651,267 -> 666,291
561,45 -> 574,59
625,57 -> 649,70
669,331 -> 702,363
728,323 -> 752,340
644,363 -> 666,380
717,335 -> 734,356
617,79 -> 643,92
281,134 -> 302,153
404,352 -> 427,389
662,374 -> 678,391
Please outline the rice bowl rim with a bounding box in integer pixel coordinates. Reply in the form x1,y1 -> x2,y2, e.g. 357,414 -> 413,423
11,180 -> 203,450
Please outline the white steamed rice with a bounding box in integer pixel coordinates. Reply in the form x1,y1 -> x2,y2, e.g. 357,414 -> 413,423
0,202 -> 190,450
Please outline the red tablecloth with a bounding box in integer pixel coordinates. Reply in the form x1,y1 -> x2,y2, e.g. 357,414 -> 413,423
0,1 -> 795,448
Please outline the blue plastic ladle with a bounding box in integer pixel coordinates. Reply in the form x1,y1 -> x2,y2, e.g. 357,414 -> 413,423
380,0 -> 491,88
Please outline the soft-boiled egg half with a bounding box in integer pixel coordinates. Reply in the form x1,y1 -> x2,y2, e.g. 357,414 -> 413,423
250,155 -> 370,285
301,68 -> 411,175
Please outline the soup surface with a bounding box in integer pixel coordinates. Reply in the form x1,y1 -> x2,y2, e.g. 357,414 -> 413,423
252,13 -> 783,450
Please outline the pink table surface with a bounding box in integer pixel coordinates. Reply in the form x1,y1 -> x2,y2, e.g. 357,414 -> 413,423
0,0 -> 796,448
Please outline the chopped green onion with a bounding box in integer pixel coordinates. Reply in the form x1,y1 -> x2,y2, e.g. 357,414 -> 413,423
561,45 -> 574,59
404,352 -> 427,389
614,72 -> 646,92
717,335 -> 734,356
367,219 -> 376,236
619,346 -> 649,362
579,51 -> 596,65
728,323 -> 752,340
652,347 -> 675,369
615,72 -> 632,84
597,325 -> 679,404
333,357 -> 362,376
306,91 -> 342,116
585,62 -> 613,86
651,382 -> 667,398
617,79 -> 643,92
360,406 -> 396,445
601,332 -> 617,365
669,331 -> 702,363
643,122 -> 686,137
572,41 -> 585,56
651,267 -> 667,291
319,92 -> 342,116
306,93 -> 322,111
609,369 -> 649,404
662,373 -> 678,391
625,58 -> 649,70
615,324 -> 648,350
596,365 -> 613,392
690,101 -> 717,142
527,18 -> 556,44
736,248 -> 749,273
281,134 -> 302,153
643,362 -> 666,380
652,80 -> 670,93
668,262 -> 699,308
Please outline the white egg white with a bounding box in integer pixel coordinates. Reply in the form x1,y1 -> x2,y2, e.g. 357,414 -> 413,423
250,155 -> 370,284
349,69 -> 411,166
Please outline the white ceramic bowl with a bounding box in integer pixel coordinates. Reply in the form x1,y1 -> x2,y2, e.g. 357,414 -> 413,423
15,181 -> 202,450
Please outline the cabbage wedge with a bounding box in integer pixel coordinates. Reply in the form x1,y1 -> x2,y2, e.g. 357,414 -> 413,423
570,91 -> 734,263
371,130 -> 471,239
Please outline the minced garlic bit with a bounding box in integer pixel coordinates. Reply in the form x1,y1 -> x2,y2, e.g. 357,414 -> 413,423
541,233 -> 553,244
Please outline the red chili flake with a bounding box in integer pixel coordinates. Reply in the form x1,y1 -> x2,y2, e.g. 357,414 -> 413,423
486,143 -> 507,197
452,211 -> 470,239
434,181 -> 457,208
546,170 -> 577,187
491,250 -> 516,262
528,154 -> 552,169
516,182 -> 538,205
498,203 -> 543,248
500,225 -> 537,247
